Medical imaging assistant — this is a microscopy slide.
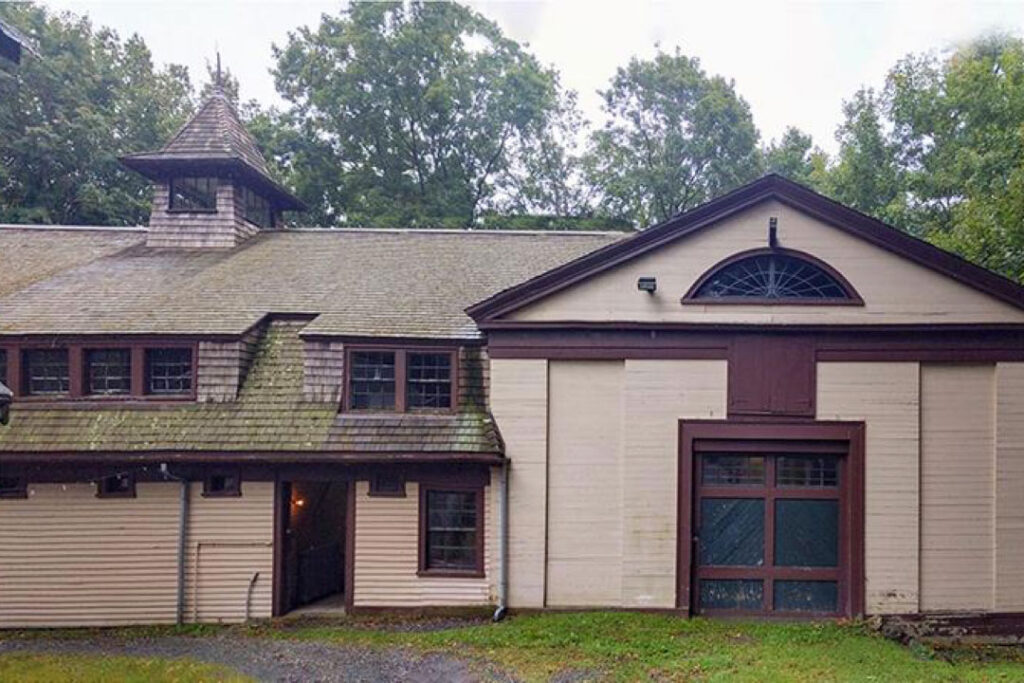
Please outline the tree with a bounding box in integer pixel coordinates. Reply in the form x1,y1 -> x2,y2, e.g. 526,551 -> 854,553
271,1 -> 568,227
584,49 -> 761,228
0,2 -> 193,225
762,126 -> 829,189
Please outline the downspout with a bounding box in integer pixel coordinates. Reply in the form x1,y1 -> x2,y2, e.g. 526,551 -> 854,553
492,458 -> 509,622
161,463 -> 189,626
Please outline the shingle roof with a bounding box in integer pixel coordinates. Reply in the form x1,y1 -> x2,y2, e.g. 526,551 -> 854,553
0,320 -> 502,458
0,227 -> 624,338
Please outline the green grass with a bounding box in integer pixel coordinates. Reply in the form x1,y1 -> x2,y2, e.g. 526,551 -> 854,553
264,612 -> 1024,682
0,652 -> 249,682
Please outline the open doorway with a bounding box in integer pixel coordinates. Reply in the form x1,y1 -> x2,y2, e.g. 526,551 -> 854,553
281,480 -> 348,614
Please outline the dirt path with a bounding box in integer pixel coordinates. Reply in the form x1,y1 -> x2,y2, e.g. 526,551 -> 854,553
0,634 -> 515,682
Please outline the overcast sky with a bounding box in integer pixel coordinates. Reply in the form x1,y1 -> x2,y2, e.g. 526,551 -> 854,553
40,0 -> 1024,155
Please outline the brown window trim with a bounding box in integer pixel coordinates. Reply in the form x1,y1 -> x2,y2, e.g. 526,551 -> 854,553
96,473 -> 136,499
0,341 -> 197,403
0,475 -> 27,500
681,247 -> 865,306
343,346 -> 458,414
203,471 -> 242,498
369,472 -> 406,498
417,483 -> 485,578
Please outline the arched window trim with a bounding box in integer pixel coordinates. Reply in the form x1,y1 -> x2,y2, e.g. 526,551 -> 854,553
681,248 -> 864,306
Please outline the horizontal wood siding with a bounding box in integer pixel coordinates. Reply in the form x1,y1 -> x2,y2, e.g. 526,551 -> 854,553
0,482 -> 180,627
996,363 -> 1024,611
303,340 -> 345,402
352,477 -> 495,607
817,362 -> 920,615
546,361 -> 624,607
919,364 -> 995,612
489,359 -> 547,608
184,481 -> 274,623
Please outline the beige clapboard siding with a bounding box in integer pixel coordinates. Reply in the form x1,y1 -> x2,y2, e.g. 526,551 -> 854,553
508,200 -> 1024,326
184,481 -> 274,623
490,359 -> 548,608
0,480 -> 274,627
621,360 -> 728,607
817,362 -> 921,615
547,361 -> 625,607
996,363 -> 1024,610
0,482 -> 180,627
352,478 -> 495,607
919,364 -> 996,612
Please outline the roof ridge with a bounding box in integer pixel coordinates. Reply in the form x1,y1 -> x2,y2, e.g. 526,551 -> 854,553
0,224 -> 148,233
280,227 -> 632,237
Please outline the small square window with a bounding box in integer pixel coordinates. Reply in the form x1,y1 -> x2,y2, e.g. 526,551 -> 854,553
369,473 -> 405,497
97,474 -> 135,498
85,349 -> 131,395
407,352 -> 453,410
0,476 -> 27,499
146,348 -> 192,395
23,349 -> 69,395
203,473 -> 241,497
349,351 -> 396,410
169,177 -> 218,212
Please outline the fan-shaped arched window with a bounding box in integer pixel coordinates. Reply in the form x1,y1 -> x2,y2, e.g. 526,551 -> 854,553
684,249 -> 861,304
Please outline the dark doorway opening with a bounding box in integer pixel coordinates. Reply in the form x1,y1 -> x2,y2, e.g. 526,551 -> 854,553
280,480 -> 348,613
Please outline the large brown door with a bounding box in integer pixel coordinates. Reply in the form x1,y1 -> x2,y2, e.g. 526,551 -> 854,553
691,443 -> 850,616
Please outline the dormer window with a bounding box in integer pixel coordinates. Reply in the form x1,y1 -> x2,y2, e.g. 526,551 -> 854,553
241,186 -> 273,228
346,348 -> 456,412
169,177 -> 218,212
145,348 -> 193,396
23,349 -> 70,396
85,349 -> 131,396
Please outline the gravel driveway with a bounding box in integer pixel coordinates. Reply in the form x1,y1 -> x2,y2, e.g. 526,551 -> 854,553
0,634 -> 514,682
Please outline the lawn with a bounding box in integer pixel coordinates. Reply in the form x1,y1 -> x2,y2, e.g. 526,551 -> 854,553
268,612 -> 1024,682
0,652 -> 248,682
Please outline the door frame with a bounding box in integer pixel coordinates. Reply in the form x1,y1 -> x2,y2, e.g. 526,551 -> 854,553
676,420 -> 865,616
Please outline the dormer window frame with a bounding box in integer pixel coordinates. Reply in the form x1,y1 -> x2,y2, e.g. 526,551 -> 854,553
343,345 -> 459,414
168,176 -> 219,214
0,339 -> 197,403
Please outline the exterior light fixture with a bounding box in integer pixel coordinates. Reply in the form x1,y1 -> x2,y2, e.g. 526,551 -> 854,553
637,277 -> 657,294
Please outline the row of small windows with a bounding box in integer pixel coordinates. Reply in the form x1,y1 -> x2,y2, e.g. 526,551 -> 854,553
168,177 -> 274,228
0,347 -> 192,398
0,472 -> 239,500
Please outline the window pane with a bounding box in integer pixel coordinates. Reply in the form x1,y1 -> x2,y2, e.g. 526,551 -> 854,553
242,186 -> 272,228
350,351 -> 396,410
407,352 -> 452,410
24,349 -> 69,395
702,455 -> 765,485
699,579 -> 763,610
170,177 -> 217,211
774,499 -> 839,567
699,498 -> 764,566
426,490 -> 478,571
774,580 -> 838,613
86,349 -> 131,395
146,348 -> 192,395
777,456 -> 839,487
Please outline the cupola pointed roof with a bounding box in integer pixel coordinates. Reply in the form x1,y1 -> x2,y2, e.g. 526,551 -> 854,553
120,89 -> 305,211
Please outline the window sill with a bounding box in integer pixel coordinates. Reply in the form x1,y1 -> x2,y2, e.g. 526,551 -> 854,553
417,568 -> 485,579
166,208 -> 218,215
201,490 -> 242,498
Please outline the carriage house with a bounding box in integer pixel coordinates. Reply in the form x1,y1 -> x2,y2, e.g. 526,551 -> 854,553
2,89 -> 1024,627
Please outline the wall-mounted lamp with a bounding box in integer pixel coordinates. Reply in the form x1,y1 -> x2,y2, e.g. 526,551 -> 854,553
769,217 -> 779,248
637,277 -> 657,294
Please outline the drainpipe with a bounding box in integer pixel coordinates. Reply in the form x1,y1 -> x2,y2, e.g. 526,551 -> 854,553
161,463 -> 190,626
492,459 -> 509,622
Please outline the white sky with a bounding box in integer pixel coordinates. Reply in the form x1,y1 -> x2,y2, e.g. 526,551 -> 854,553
38,0 -> 1024,155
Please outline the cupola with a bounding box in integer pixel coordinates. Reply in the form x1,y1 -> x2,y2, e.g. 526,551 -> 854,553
120,86 -> 304,248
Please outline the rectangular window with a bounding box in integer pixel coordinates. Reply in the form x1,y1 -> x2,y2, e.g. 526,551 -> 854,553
85,349 -> 131,395
777,456 -> 839,488
0,475 -> 26,499
421,488 -> 482,574
349,351 -> 396,410
146,348 -> 192,395
369,473 -> 406,497
169,177 -> 218,212
203,472 -> 241,497
97,474 -> 135,498
702,455 -> 765,486
406,352 -> 452,410
241,186 -> 273,228
23,349 -> 69,395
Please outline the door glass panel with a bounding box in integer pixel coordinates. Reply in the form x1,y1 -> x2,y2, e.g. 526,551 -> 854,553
702,455 -> 765,485
774,499 -> 838,567
774,580 -> 838,612
699,498 -> 764,566
700,579 -> 763,610
777,455 -> 838,487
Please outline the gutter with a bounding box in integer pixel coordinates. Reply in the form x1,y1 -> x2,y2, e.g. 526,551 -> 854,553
161,463 -> 190,626
492,458 -> 509,622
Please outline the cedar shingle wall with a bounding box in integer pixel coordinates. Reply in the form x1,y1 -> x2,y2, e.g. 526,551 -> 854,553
304,340 -> 345,402
146,181 -> 259,249
197,325 -> 263,403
